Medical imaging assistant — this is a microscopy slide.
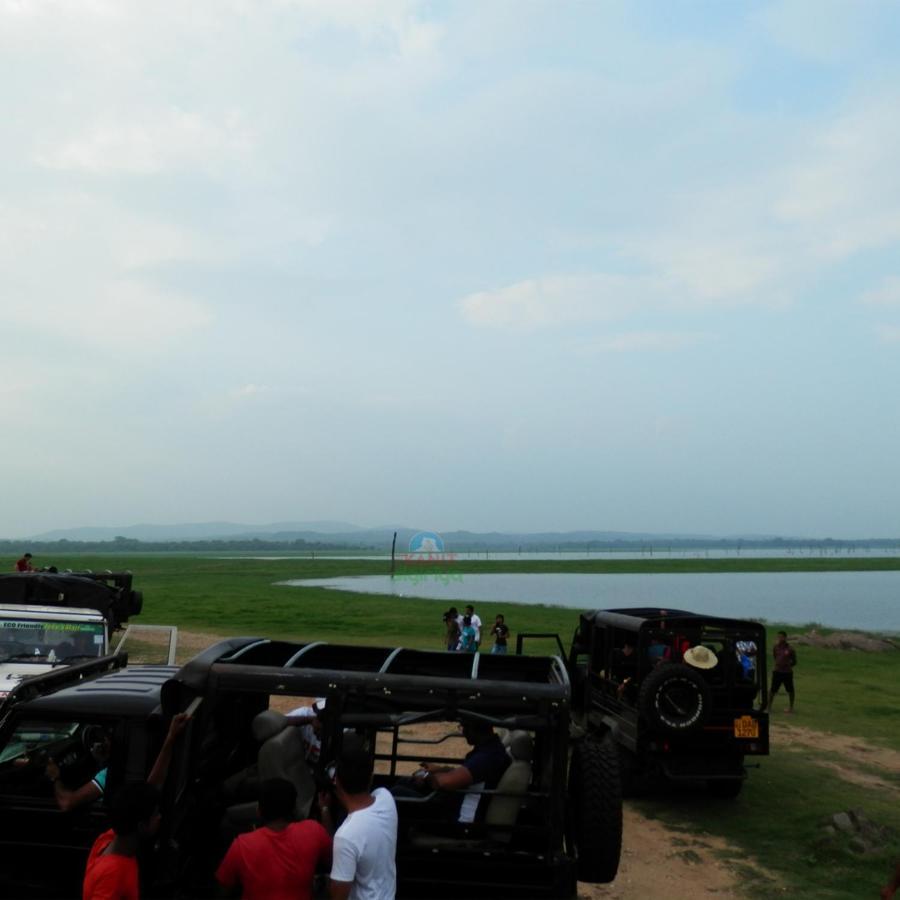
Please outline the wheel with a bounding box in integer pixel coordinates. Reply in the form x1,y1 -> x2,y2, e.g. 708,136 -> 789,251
567,735 -> 623,883
638,663 -> 712,735
707,778 -> 744,799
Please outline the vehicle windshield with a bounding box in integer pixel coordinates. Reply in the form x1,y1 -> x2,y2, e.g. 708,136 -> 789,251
0,718 -> 81,765
0,619 -> 105,663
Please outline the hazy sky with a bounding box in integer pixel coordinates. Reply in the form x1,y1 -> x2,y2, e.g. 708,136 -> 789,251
3,1 -> 900,539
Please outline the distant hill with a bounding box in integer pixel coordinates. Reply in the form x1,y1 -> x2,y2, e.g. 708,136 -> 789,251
12,522 -> 898,553
26,520 -> 365,542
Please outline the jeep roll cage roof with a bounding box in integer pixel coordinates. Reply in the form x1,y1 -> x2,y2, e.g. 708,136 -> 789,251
582,608 -> 767,636
170,637 -> 570,724
0,571 -> 142,633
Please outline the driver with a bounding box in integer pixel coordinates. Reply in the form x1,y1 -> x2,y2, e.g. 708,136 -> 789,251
402,721 -> 510,824
45,713 -> 189,812
45,726 -> 113,811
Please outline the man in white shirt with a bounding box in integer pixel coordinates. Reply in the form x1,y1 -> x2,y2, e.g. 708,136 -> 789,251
326,736 -> 397,900
463,605 -> 482,651
287,698 -> 326,764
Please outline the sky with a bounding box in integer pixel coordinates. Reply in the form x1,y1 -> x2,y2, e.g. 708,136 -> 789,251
3,0 -> 900,540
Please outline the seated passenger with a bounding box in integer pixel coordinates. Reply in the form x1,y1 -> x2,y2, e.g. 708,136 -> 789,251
610,641 -> 638,701
407,722 -> 511,824
735,640 -> 757,680
646,637 -> 669,666
286,698 -> 326,765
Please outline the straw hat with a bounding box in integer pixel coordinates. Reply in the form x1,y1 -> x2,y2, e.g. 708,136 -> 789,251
683,645 -> 718,670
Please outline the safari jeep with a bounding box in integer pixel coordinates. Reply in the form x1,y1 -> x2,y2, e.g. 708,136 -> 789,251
0,571 -> 145,708
527,608 -> 769,798
0,604 -> 111,704
0,570 -> 143,636
0,637 -> 623,899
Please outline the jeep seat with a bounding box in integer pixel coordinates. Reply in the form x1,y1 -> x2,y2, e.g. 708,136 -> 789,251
224,710 -> 315,828
485,730 -> 534,841
408,730 -> 534,849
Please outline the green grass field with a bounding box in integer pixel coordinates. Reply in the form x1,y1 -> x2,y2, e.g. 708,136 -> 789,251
25,554 -> 900,898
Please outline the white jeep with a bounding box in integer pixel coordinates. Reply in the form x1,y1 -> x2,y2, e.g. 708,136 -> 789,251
0,604 -> 109,702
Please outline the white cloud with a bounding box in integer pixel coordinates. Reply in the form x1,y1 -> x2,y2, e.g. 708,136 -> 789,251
232,383 -> 267,399
859,276 -> 900,307
35,108 -> 253,175
4,280 -> 212,347
459,274 -> 669,329
581,331 -> 711,353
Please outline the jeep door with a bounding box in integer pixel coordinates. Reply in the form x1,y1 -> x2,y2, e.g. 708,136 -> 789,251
0,712 -> 130,896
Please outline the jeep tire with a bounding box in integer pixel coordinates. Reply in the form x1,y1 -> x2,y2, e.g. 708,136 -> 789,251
568,735 -> 622,883
638,663 -> 712,735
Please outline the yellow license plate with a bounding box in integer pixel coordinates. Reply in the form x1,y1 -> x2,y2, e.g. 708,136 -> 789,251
734,715 -> 759,739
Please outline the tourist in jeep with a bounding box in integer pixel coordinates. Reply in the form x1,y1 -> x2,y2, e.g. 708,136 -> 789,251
14,552 -> 34,572
409,721 -> 510,823
612,640 -> 638,700
286,698 -> 326,764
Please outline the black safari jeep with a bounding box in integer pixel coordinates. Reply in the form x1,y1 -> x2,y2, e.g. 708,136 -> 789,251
559,608 -> 769,798
0,637 -> 622,899
0,570 -> 143,635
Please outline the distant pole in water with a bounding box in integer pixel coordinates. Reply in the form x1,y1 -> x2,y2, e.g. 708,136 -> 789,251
390,531 -> 397,579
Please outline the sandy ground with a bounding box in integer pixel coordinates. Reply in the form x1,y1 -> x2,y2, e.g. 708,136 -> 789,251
578,807 -> 754,900
165,631 -> 900,899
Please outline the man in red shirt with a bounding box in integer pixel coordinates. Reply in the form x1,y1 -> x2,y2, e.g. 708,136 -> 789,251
15,552 -> 34,572
764,630 -> 798,714
216,777 -> 332,900
83,782 -> 160,900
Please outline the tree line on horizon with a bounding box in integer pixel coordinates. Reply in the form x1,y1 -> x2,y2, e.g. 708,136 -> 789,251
0,536 -> 898,555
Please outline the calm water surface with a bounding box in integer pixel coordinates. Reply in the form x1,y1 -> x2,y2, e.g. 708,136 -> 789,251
282,572 -> 900,632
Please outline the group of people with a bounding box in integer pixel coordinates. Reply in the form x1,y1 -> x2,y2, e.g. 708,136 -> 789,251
217,736 -> 398,900
608,628 -> 799,713
442,605 -> 509,654
37,703 -> 398,900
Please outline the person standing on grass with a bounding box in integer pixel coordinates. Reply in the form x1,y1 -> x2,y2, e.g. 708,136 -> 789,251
457,615 -> 476,653
490,615 -> 509,654
216,778 -> 332,900
765,630 -> 797,714
443,608 -> 460,652
463,605 -> 482,651
327,737 -> 397,900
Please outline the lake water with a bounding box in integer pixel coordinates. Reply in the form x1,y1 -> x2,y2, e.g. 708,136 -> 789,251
282,572 -> 900,633
225,547 -> 900,562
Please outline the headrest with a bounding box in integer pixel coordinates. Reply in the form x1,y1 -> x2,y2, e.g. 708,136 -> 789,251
506,730 -> 534,762
252,709 -> 289,742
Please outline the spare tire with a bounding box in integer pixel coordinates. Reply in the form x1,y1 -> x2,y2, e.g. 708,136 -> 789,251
567,735 -> 622,883
638,663 -> 712,735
